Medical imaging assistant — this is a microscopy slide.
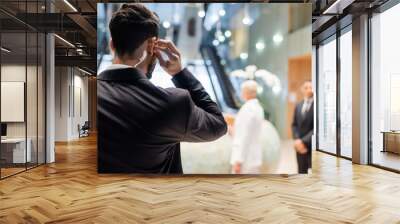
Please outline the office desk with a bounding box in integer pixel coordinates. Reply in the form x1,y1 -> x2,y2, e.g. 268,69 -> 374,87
382,131 -> 400,155
1,138 -> 31,164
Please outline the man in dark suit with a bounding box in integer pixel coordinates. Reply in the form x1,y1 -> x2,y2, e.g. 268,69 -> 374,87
291,80 -> 314,174
97,3 -> 227,174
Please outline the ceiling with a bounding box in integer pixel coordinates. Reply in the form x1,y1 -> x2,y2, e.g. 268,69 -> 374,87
0,0 -> 394,73
311,0 -> 390,43
0,0 -> 97,74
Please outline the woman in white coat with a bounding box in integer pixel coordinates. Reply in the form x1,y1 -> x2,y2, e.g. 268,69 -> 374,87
230,80 -> 265,174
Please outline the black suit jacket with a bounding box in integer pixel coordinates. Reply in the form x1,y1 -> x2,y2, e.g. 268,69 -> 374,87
97,67 -> 227,174
291,100 -> 314,150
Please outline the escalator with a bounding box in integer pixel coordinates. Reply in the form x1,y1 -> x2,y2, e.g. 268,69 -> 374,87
200,44 -> 240,113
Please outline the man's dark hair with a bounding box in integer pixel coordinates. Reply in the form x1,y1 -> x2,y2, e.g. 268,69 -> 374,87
109,3 -> 159,57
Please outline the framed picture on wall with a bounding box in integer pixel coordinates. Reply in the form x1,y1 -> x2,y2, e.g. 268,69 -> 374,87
1,81 -> 25,122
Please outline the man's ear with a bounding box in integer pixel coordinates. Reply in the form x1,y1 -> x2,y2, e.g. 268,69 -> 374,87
109,39 -> 115,53
147,37 -> 156,56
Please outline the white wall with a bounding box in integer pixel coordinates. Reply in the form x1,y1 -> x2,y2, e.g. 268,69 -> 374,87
54,67 -> 89,141
249,16 -> 312,138
71,73 -> 89,138
55,67 -> 69,141
288,25 -> 313,58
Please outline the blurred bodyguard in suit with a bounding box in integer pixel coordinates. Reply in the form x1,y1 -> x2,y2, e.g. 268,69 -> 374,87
292,81 -> 314,174
97,3 -> 227,174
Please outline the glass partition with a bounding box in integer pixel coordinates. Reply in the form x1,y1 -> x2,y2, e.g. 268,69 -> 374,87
1,31 -> 28,177
317,37 -> 337,154
339,29 -> 352,158
0,0 -> 46,179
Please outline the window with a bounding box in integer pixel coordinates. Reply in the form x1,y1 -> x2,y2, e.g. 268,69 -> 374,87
339,29 -> 352,158
370,3 -> 400,171
317,37 -> 337,154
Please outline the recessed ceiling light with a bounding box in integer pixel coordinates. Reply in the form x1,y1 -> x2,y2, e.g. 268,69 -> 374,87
212,39 -> 219,46
162,21 -> 171,29
242,17 -> 253,25
256,41 -> 265,51
273,33 -> 283,45
198,10 -> 206,18
219,9 -> 226,17
224,30 -> 232,38
240,52 -> 248,60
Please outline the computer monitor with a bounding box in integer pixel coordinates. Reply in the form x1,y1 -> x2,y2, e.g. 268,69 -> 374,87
1,123 -> 7,137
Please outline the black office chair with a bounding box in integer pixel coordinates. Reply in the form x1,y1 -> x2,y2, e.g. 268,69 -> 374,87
78,121 -> 90,138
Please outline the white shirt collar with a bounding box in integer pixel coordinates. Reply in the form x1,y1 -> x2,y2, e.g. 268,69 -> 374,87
105,64 -> 133,71
246,98 -> 259,103
304,97 -> 313,103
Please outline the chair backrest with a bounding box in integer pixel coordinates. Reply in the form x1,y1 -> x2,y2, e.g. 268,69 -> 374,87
82,121 -> 90,129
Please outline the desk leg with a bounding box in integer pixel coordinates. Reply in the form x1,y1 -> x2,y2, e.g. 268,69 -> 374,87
382,133 -> 386,153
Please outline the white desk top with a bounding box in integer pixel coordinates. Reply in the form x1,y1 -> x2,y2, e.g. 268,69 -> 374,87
1,138 -> 27,143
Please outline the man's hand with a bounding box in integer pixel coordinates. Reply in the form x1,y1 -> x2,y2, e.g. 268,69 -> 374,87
294,139 -> 307,154
227,125 -> 234,136
233,162 -> 241,174
224,114 -> 235,136
155,39 -> 182,76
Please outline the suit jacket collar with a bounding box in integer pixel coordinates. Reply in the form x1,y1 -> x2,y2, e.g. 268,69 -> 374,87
98,66 -> 147,83
302,98 -> 313,105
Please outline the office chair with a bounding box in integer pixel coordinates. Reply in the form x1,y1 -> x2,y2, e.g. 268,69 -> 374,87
79,121 -> 90,138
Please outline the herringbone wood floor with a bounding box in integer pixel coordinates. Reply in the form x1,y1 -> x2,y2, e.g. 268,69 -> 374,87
1,135 -> 400,223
